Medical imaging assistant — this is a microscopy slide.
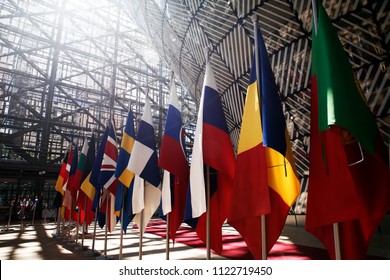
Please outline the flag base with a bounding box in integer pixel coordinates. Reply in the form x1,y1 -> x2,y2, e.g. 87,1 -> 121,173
96,255 -> 114,260
66,241 -> 79,248
1,228 -> 15,232
51,233 -> 62,239
84,249 -> 101,257
74,244 -> 88,251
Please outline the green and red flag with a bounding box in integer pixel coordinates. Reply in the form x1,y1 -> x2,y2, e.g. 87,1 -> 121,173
71,138 -> 89,224
78,134 -> 96,225
305,0 -> 390,259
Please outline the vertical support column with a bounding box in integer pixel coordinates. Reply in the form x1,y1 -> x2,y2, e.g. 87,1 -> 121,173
40,0 -> 66,165
110,8 -> 120,117
158,59 -> 163,143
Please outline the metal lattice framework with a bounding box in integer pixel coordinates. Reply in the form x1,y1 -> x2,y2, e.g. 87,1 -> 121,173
126,0 -> 390,213
0,0 -> 196,178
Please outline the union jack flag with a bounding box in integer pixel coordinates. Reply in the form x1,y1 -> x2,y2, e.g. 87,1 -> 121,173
99,119 -> 119,195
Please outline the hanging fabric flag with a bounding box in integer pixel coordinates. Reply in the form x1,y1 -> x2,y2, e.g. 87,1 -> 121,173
62,145 -> 77,221
70,139 -> 88,223
128,98 -> 161,234
159,79 -> 189,241
87,127 -> 109,230
99,120 -> 119,195
305,0 -> 390,259
98,119 -> 119,232
228,26 -> 300,259
185,61 -> 236,255
80,134 -> 98,203
115,109 -> 136,232
55,151 -> 69,196
78,134 -> 96,225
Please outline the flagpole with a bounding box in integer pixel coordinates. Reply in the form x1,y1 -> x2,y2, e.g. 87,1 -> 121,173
204,46 -> 212,260
70,197 -> 75,243
90,207 -> 99,254
96,190 -> 114,260
311,0 -> 318,33
55,197 -> 62,237
165,72 -> 175,261
74,206 -> 81,248
139,209 -> 144,260
166,212 -> 170,260
82,128 -> 101,256
104,191 -> 109,258
84,198 -> 100,257
81,195 -> 87,248
206,165 -> 211,260
61,210 -> 66,238
75,205 -> 80,244
60,209 -> 65,239
333,223 -> 341,259
252,14 -> 267,260
119,186 -> 125,260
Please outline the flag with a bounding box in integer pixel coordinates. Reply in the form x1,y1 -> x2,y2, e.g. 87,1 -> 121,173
305,1 -> 390,259
78,135 -> 96,225
185,61 -> 236,254
98,190 -> 117,232
85,127 -> 109,230
62,146 -> 76,221
73,139 -> 88,200
114,109 -> 136,232
128,98 -> 161,234
159,79 -> 190,241
99,120 -> 119,195
70,140 -> 88,223
228,27 -> 300,259
98,119 -> 119,232
90,127 -> 109,212
54,151 -> 69,196
116,110 -> 136,187
80,134 -> 96,202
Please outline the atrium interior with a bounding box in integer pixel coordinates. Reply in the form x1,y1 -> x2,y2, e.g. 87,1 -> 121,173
0,0 -> 389,261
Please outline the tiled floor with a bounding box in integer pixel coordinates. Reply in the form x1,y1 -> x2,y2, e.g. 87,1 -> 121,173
0,220 -> 226,260
0,215 -> 389,260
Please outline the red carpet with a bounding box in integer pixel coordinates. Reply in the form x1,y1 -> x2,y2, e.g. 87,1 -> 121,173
144,219 -> 331,260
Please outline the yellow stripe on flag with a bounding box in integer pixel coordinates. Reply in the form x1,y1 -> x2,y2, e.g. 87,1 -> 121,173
55,177 -> 64,196
121,133 -> 135,154
80,173 -> 95,201
237,81 -> 264,155
118,169 -> 135,188
265,139 -> 300,207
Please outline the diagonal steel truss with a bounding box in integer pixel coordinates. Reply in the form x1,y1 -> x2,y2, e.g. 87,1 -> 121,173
0,0 -> 196,178
126,0 -> 389,213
